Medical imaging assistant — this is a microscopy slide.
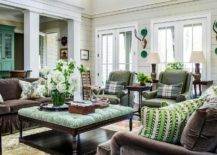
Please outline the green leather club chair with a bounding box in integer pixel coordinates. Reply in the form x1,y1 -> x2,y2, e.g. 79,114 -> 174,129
142,71 -> 192,108
97,71 -> 135,107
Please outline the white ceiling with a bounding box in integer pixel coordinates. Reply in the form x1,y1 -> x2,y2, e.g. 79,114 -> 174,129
0,5 -> 62,23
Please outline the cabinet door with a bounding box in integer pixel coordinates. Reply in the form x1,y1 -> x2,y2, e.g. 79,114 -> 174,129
2,32 -> 14,70
4,32 -> 13,59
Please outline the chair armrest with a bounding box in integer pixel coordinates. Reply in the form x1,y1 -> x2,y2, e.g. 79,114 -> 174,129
91,86 -> 104,95
142,91 -> 157,99
176,92 -> 190,102
110,132 -> 213,155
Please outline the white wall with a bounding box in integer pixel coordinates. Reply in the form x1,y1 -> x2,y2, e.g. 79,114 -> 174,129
89,0 -> 217,83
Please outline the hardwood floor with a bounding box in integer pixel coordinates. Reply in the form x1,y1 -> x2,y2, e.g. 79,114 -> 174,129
20,128 -> 115,155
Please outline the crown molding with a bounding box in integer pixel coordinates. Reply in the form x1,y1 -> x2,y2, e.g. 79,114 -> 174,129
82,0 -> 200,19
0,0 -> 82,21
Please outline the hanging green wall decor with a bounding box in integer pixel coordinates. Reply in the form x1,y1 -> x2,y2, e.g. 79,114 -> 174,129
213,21 -> 217,55
134,28 -> 148,58
141,50 -> 148,58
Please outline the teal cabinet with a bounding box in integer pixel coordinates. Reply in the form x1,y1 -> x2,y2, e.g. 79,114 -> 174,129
0,25 -> 15,72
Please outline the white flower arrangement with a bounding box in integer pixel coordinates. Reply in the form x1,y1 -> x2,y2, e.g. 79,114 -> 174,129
47,60 -> 77,97
39,66 -> 51,79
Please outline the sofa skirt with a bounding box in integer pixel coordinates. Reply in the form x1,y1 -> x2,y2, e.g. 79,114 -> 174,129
0,113 -> 37,134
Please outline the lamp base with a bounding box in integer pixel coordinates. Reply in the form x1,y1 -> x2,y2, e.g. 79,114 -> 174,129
194,63 -> 201,81
151,64 -> 157,81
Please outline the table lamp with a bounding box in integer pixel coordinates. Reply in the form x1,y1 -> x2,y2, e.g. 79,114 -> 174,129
190,51 -> 205,81
146,52 -> 160,81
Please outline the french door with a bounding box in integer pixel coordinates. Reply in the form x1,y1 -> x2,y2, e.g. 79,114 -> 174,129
152,17 -> 208,79
96,26 -> 137,85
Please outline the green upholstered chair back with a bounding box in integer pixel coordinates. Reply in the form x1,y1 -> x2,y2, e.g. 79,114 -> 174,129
108,71 -> 134,86
158,71 -> 192,94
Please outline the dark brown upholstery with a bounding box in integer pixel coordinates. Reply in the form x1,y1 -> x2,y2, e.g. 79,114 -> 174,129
0,79 -> 22,100
0,78 -> 50,134
181,103 -> 217,152
108,132 -> 215,155
33,97 -> 52,103
3,100 -> 40,113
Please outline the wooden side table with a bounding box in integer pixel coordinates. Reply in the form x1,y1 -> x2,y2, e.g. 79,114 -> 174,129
193,80 -> 213,97
126,85 -> 151,117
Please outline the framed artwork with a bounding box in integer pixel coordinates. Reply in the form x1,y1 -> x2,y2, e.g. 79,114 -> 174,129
80,49 -> 89,60
60,48 -> 68,59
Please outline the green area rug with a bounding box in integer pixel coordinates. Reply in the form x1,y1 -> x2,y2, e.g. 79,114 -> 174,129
3,120 -> 141,155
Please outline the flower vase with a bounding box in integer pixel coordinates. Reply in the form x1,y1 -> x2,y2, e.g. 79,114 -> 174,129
51,90 -> 66,106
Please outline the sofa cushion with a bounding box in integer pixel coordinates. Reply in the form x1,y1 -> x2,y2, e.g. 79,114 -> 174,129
3,99 -> 40,113
140,99 -> 204,144
97,140 -> 111,155
108,71 -> 132,86
0,79 -> 21,100
105,81 -> 124,95
97,94 -> 120,105
159,71 -> 188,93
19,79 -> 46,99
157,83 -> 182,99
200,85 -> 217,100
142,98 -> 176,108
33,97 -> 51,103
180,101 -> 217,152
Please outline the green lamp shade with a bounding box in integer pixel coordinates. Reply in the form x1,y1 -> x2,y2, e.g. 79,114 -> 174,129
141,50 -> 148,58
215,48 -> 217,55
141,29 -> 148,37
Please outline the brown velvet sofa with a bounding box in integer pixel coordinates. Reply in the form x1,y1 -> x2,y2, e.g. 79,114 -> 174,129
0,78 -> 51,134
97,131 -> 216,155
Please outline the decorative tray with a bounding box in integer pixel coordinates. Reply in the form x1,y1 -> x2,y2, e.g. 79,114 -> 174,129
39,103 -> 69,111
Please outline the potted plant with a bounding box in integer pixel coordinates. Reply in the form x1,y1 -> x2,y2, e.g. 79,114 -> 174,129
165,62 -> 184,71
136,72 -> 152,86
47,60 -> 77,106
78,64 -> 89,74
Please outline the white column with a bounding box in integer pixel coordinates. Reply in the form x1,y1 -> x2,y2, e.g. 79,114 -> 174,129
24,11 -> 40,77
68,19 -> 81,100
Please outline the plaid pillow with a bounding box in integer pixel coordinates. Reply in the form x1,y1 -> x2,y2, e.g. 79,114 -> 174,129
104,81 -> 124,94
157,83 -> 183,99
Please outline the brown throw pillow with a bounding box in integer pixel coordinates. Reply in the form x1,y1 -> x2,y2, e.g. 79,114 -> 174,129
180,102 -> 217,152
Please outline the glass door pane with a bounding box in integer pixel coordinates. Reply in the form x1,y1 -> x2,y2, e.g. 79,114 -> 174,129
118,31 -> 132,71
46,33 -> 58,68
4,33 -> 12,59
183,24 -> 202,72
102,34 -> 114,84
157,26 -> 175,71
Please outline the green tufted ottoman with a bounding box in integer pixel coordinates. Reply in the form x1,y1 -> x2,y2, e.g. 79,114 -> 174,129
18,105 -> 134,155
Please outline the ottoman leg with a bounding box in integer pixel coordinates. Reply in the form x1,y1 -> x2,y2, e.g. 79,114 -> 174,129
72,135 -> 78,155
19,118 -> 23,140
129,116 -> 133,131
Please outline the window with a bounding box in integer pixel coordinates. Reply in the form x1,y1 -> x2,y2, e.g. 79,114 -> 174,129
152,16 -> 209,79
96,27 -> 136,85
39,32 -> 59,69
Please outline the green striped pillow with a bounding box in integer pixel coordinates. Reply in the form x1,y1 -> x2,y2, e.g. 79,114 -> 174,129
139,99 -> 204,144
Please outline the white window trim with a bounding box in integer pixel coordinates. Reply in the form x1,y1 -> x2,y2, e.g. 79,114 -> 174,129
150,11 -> 211,80
95,22 -> 138,85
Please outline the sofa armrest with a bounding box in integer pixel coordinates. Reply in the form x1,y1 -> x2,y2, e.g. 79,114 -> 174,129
111,132 -> 214,155
142,91 -> 157,99
0,104 -> 10,114
176,92 -> 190,102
